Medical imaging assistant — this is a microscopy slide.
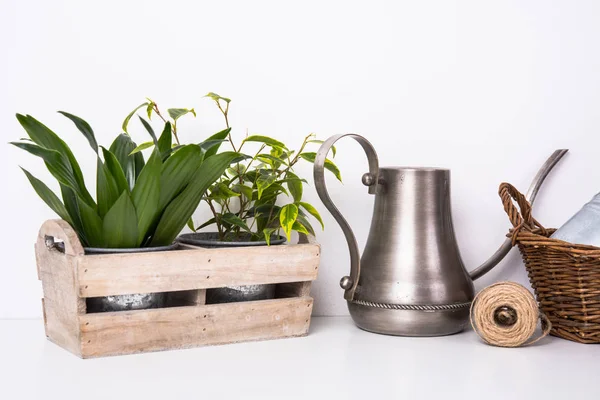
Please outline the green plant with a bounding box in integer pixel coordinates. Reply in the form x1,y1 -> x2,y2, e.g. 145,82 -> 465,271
13,112 -> 238,248
189,93 -> 341,243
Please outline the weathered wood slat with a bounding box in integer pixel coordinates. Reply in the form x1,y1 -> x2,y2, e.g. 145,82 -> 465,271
79,297 -> 313,358
36,223 -> 85,357
77,244 -> 320,297
36,220 -> 320,358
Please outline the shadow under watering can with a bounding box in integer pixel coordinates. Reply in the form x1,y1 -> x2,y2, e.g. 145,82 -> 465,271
313,134 -> 567,336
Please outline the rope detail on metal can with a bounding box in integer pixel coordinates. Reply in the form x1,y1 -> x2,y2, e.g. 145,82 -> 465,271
352,299 -> 471,311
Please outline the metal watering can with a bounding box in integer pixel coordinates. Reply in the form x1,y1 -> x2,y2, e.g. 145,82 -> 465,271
314,134 -> 567,336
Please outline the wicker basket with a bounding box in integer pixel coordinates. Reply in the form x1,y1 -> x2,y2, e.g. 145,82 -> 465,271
500,183 -> 600,344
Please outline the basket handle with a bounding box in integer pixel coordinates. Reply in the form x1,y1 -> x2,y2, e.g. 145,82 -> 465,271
499,183 -> 548,238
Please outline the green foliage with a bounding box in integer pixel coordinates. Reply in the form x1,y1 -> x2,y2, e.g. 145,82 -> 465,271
193,94 -> 341,243
14,112 -> 237,248
123,99 -> 197,148
15,94 -> 338,248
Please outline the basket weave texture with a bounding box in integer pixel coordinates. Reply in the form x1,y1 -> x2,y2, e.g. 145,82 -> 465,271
500,183 -> 600,344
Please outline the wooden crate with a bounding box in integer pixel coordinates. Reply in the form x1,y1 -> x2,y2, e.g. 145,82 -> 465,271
35,219 -> 320,358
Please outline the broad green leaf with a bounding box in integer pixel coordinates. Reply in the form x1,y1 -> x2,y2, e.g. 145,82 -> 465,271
256,153 -> 288,166
205,92 -> 231,103
201,128 -> 231,158
168,108 -> 196,121
109,134 -> 146,190
60,185 -> 86,245
138,116 -> 157,144
101,147 -> 129,195
77,196 -> 104,247
242,172 -> 255,183
58,111 -> 98,154
232,184 -> 253,199
150,152 -> 240,246
256,172 -> 276,199
296,213 -> 316,236
286,171 -> 303,202
11,142 -> 82,197
221,213 -> 250,231
279,150 -> 295,160
299,201 -> 324,230
299,152 -> 342,182
102,191 -> 138,248
159,144 -> 203,210
231,154 -> 252,163
201,139 -> 228,154
308,140 -> 336,157
129,141 -> 154,155
263,228 -> 277,245
216,183 -> 240,198
227,165 -> 246,178
122,102 -> 149,134
279,204 -> 298,242
243,135 -> 286,149
277,177 -> 308,185
254,204 -> 280,218
270,147 -> 283,158
186,217 -> 196,232
20,168 -> 72,225
16,114 -> 94,206
254,183 -> 288,202
132,149 -> 162,244
96,157 -> 120,218
134,150 -> 144,181
195,217 -> 217,231
157,122 -> 172,157
146,102 -> 154,120
292,220 -> 309,235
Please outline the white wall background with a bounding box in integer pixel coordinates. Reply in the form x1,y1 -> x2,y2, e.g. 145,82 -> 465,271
1,0 -> 599,318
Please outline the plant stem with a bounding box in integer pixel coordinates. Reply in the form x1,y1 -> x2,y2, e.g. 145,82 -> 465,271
153,104 -> 180,145
206,199 -> 224,239
216,101 -> 236,152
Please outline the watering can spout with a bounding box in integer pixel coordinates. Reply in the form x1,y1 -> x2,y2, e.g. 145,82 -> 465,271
468,149 -> 569,281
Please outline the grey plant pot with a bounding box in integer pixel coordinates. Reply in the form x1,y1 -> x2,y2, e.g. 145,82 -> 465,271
176,232 -> 286,304
84,243 -> 178,313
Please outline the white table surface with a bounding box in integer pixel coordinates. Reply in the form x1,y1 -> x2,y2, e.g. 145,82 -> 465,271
1,317 -> 598,400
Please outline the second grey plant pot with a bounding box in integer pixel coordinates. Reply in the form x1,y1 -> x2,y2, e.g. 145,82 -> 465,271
176,232 -> 286,304
84,243 -> 178,313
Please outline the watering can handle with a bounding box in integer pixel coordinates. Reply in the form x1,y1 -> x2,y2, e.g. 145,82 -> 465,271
314,134 -> 379,301
469,149 -> 568,280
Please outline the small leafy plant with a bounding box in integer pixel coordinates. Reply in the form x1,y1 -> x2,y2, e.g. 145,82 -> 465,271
190,93 -> 342,243
13,112 -> 238,248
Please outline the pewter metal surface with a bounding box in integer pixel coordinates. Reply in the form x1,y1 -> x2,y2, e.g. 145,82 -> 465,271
469,149 -> 568,280
177,232 -> 286,247
314,134 -> 567,336
352,299 -> 471,311
86,293 -> 167,313
314,134 -> 379,301
206,284 -> 276,304
84,243 -> 179,254
83,245 -> 178,312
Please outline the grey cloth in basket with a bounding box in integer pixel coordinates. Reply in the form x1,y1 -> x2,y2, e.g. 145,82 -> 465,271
551,193 -> 600,247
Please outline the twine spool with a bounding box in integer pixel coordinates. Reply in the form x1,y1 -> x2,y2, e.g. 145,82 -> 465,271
470,281 -> 551,347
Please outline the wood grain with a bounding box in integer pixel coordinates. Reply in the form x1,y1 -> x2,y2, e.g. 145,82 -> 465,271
36,222 -> 85,356
79,297 -> 313,358
35,220 -> 320,358
77,244 -> 320,297
38,219 -> 84,256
